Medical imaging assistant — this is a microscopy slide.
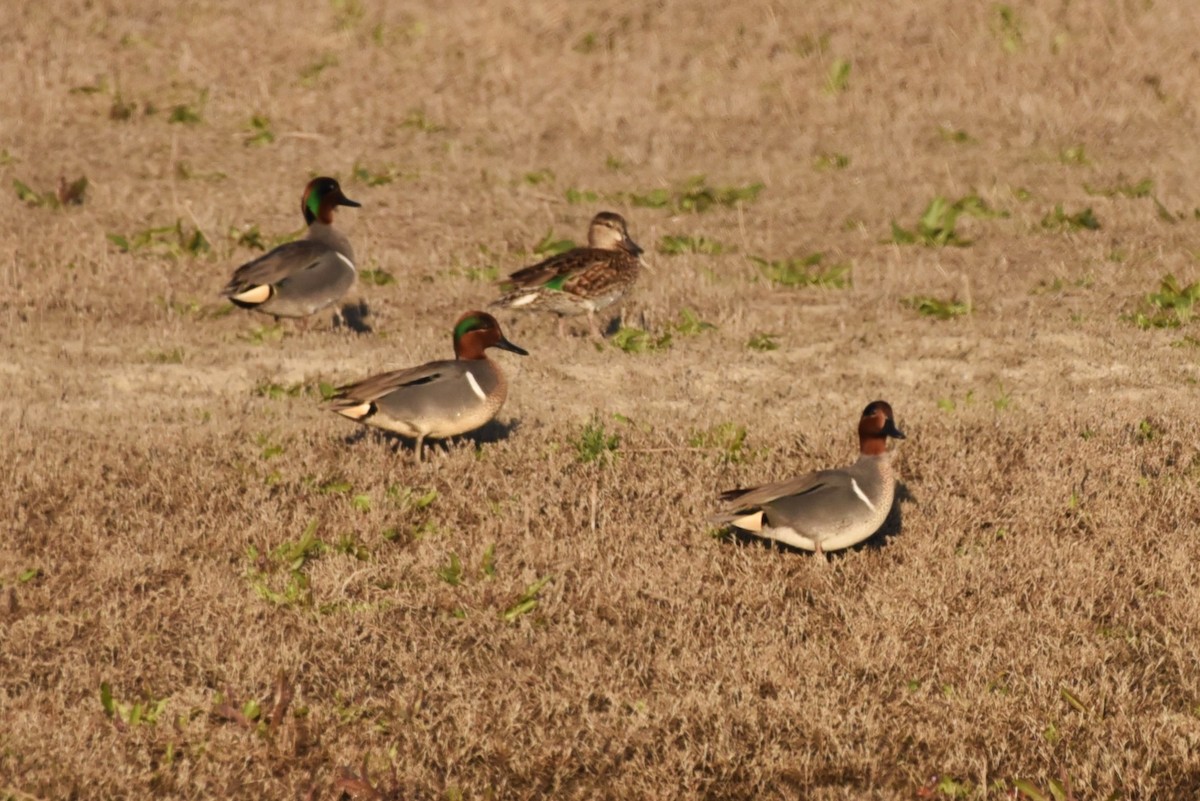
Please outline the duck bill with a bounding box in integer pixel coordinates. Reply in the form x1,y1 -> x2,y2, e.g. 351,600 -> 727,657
882,418 -> 906,439
495,337 -> 529,356
622,238 -> 644,257
335,192 -> 362,208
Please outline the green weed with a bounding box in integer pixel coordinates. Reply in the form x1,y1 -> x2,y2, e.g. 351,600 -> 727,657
747,332 -> 779,351
239,324 -> 285,345
903,295 -> 971,320
352,162 -> 401,186
813,152 -> 850,170
565,187 -> 599,205
523,169 -> 554,185
688,422 -> 748,463
1084,177 -> 1153,198
993,6 -> 1023,53
658,235 -> 725,255
299,54 -> 338,87
167,90 -> 207,125
503,576 -> 551,622
1040,205 -> 1100,231
890,195 -> 1006,247
532,230 -> 577,257
13,176 -> 88,209
824,59 -> 851,94
752,252 -> 851,288
1059,144 -> 1089,166
611,326 -> 671,354
244,115 -> 274,146
107,219 -> 211,258
437,553 -> 463,586
100,682 -> 167,727
359,268 -> 395,286
1128,275 -> 1195,328
627,175 -> 763,213
574,418 -> 620,463
673,308 -> 716,336
938,126 -> 976,144
244,521 -> 325,606
400,109 -> 445,133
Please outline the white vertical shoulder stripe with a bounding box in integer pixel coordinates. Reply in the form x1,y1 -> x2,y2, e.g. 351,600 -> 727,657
335,253 -> 355,270
850,478 -> 876,512
465,371 -> 486,400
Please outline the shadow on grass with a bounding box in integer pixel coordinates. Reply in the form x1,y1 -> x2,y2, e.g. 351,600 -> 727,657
337,418 -> 523,459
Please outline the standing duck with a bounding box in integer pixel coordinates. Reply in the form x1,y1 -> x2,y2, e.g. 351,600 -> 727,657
713,401 -> 906,555
221,176 -> 361,322
491,211 -> 643,339
324,311 -> 528,461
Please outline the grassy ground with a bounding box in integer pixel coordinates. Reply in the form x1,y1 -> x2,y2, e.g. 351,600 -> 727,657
3,1 -> 1200,798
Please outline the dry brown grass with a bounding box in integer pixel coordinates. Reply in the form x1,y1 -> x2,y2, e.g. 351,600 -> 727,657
4,1 -> 1200,798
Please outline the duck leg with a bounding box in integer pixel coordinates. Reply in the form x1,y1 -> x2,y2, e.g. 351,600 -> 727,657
415,434 -> 425,463
586,311 -> 602,341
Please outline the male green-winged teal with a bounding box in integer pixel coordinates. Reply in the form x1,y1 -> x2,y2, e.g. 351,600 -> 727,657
491,211 -> 643,339
221,177 -> 360,322
713,401 -> 906,555
324,311 -> 528,461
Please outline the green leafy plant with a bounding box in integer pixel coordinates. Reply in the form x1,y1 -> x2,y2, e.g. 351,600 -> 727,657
752,252 -> 851,288
1084,177 -> 1153,198
244,521 -> 325,606
532,230 -> 577,257
437,553 -> 463,586
503,576 -> 551,622
688,422 -> 749,463
352,161 -> 401,186
299,54 -> 338,86
100,682 -> 168,727
523,169 -> 554,185
107,219 -> 211,258
565,187 -> 599,204
993,5 -> 1023,53
673,308 -> 716,335
747,332 -> 779,351
13,176 -> 88,209
359,268 -> 395,286
890,195 -> 1006,247
1041,205 -> 1100,231
824,59 -> 851,93
574,418 -> 620,463
938,126 -> 976,144
244,115 -> 274,146
658,234 -> 726,255
627,175 -> 763,213
902,295 -> 971,320
611,326 -> 672,354
1059,144 -> 1089,166
167,89 -> 207,125
813,152 -> 850,170
1125,274 -> 1200,329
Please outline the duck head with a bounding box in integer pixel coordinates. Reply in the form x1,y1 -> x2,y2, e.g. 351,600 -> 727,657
587,211 -> 643,257
302,177 -> 361,225
858,400 -> 905,456
453,311 -> 530,360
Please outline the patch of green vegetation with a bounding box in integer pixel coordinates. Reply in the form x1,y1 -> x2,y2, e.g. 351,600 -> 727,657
317,477 -> 353,494
1171,334 -> 1200,349
464,265 -> 499,282
812,152 -> 851,170
100,682 -> 167,727
239,324 -> 285,345
1040,205 -> 1100,232
253,379 -> 305,400
167,90 -> 207,125
244,115 -> 274,146
610,326 -> 672,354
934,775 -> 973,798
604,155 -> 624,171
747,332 -> 779,351
359,268 -> 395,286
331,0 -> 364,30
481,543 -> 496,577
688,422 -> 748,463
255,433 -> 285,461
13,176 -> 88,209
532,230 -> 577,257
107,219 -> 211,258
175,161 -> 227,182
437,553 -> 463,586
993,5 -> 1023,53
903,295 -> 971,320
1029,275 -> 1093,295
658,234 -> 725,255
1059,144 -> 1089,166
244,521 -> 325,607
938,126 -> 976,144
565,187 -> 599,205
401,109 -> 445,133
524,169 -> 554,185
627,175 -> 763,213
146,347 -> 185,364
890,195 -> 1007,247
752,252 -> 851,288
1125,275 -> 1199,330
574,417 -> 620,463
610,309 -> 714,354
230,224 -> 267,251
299,54 -> 339,86
503,576 -> 551,622
1084,176 -> 1153,198
352,161 -> 401,186
824,59 -> 851,94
